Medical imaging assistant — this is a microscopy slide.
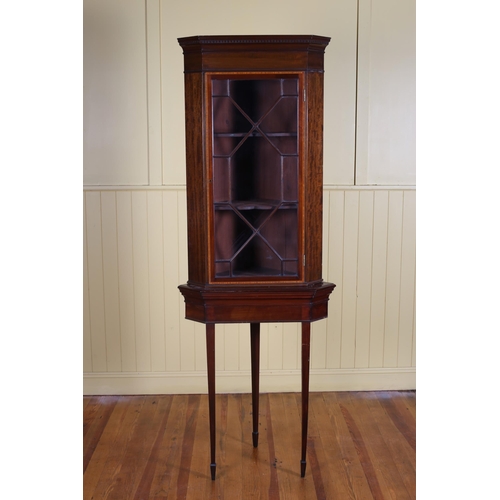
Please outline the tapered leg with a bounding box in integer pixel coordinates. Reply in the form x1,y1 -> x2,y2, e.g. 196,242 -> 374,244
206,323 -> 216,480
250,323 -> 260,447
300,322 -> 311,477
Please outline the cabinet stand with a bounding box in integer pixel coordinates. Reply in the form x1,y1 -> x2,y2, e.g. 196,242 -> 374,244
179,281 -> 335,479
206,321 -> 312,480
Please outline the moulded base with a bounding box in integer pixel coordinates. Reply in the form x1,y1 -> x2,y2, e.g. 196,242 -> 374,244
178,281 -> 335,324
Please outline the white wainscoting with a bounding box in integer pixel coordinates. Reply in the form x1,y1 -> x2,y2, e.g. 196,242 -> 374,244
83,186 -> 415,395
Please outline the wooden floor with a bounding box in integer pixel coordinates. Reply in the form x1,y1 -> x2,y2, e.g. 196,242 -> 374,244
84,391 -> 415,500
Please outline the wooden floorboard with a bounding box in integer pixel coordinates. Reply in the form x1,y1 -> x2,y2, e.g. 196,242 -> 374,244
84,391 -> 416,500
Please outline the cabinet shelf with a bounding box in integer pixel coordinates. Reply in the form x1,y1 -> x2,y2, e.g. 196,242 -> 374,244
214,265 -> 299,278
213,132 -> 297,138
214,200 -> 298,211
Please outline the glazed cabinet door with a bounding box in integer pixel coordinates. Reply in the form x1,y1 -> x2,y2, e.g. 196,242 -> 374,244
208,73 -> 305,283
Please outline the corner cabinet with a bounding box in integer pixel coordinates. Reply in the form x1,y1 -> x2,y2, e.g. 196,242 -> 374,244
177,35 -> 335,480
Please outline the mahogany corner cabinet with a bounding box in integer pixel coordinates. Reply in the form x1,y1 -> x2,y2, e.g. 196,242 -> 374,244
177,35 -> 335,480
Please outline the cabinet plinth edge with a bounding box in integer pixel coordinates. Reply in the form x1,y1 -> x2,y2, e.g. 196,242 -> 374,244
178,282 -> 335,324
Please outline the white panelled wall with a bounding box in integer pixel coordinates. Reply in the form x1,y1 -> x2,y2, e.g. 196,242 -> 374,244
83,186 -> 415,394
83,0 -> 415,395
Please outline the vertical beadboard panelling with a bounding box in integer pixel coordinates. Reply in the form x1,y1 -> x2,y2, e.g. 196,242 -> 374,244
163,190 -> 181,372
326,190 -> 344,369
116,192 -> 137,371
412,294 -> 416,367
177,190 -> 196,371
131,192 -> 151,371
268,324 -> 284,370
215,324 -> 225,371
355,190 -> 374,368
311,188 -> 331,370
194,322 -> 207,372
384,191 -> 404,367
83,195 -> 92,372
260,323 -> 270,371
239,325 -> 251,371
340,191 -> 359,368
85,191 -> 107,372
83,186 -> 415,393
398,190 -> 416,367
369,191 -> 389,367
224,324 -> 240,371
220,327 -> 229,371
283,323 -> 300,370
147,191 -> 166,371
100,192 -> 122,371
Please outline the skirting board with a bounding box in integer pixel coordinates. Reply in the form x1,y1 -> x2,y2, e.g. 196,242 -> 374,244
83,368 -> 416,395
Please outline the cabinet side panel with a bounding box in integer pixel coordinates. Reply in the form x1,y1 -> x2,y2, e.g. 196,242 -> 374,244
304,72 -> 325,282
184,72 -> 208,284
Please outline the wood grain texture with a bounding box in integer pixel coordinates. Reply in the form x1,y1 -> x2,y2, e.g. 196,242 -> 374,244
179,37 -> 329,288
304,71 -> 325,283
83,396 -> 135,495
184,72 -> 209,286
178,35 -> 330,74
84,391 -> 416,499
178,282 -> 334,324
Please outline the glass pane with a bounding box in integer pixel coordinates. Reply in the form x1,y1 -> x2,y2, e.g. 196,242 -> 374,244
213,158 -> 229,202
213,97 -> 252,135
212,79 -> 229,96
282,78 -> 298,96
229,79 -> 282,122
283,260 -> 298,276
214,209 -> 253,261
259,97 -> 298,133
235,207 -> 274,231
260,209 -> 298,262
211,76 -> 300,280
283,157 -> 298,201
231,138 -> 281,202
215,261 -> 231,278
232,237 -> 282,276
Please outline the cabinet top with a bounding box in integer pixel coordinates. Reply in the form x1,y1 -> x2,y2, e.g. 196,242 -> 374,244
178,35 -> 330,73
178,35 -> 330,46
